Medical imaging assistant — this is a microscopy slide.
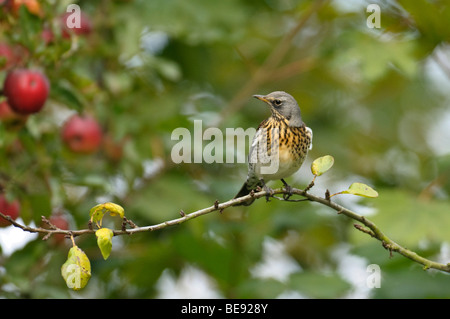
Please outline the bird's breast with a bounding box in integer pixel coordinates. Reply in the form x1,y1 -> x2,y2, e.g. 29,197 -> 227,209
250,120 -> 312,181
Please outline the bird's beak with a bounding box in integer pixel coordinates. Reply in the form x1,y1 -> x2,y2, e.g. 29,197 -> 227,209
253,95 -> 270,104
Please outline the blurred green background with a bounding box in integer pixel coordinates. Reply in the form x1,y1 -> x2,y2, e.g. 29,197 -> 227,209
1,0 -> 450,298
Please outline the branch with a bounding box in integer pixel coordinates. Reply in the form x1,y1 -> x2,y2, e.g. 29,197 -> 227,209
294,189 -> 450,272
1,186 -> 449,273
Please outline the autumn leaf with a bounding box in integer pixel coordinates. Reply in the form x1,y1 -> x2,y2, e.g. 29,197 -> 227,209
89,202 -> 125,227
96,227 -> 114,260
342,182 -> 379,198
311,155 -> 334,176
61,245 -> 91,291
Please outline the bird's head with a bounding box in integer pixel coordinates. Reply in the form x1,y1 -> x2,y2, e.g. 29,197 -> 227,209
253,91 -> 303,126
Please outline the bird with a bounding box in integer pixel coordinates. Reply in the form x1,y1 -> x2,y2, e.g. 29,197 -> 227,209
234,91 -> 312,206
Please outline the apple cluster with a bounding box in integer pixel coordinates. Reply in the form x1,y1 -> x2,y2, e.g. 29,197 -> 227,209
0,1 -> 101,229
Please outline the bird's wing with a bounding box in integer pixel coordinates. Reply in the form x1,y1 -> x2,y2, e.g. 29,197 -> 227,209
306,126 -> 313,150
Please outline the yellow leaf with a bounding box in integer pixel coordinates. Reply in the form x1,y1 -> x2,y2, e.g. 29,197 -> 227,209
342,182 -> 379,198
96,228 -> 114,260
61,245 -> 91,291
103,202 -> 124,218
311,155 -> 334,176
89,204 -> 105,226
89,202 -> 125,227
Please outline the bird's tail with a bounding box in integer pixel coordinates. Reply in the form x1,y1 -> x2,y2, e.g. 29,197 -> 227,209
233,181 -> 260,206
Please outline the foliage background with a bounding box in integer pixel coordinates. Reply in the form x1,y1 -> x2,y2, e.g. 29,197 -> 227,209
1,0 -> 450,298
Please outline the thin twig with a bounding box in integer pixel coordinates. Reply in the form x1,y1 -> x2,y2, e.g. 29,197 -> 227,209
1,185 -> 449,273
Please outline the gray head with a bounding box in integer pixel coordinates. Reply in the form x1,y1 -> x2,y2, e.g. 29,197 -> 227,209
253,91 -> 303,127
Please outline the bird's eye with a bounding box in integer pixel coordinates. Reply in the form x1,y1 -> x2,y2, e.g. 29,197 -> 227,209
273,99 -> 282,106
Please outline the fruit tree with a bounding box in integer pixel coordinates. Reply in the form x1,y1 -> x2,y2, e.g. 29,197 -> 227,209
1,0 -> 450,300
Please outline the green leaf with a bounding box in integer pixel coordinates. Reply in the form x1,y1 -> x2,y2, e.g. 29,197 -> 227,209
89,202 -> 125,227
342,182 -> 378,198
17,5 -> 42,51
50,80 -> 85,111
96,228 -> 114,260
311,155 -> 334,176
61,246 -> 91,291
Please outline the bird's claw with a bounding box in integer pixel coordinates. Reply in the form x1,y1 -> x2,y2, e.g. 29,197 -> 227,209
260,180 -> 274,202
281,179 -> 293,200
264,185 -> 274,202
283,184 -> 293,200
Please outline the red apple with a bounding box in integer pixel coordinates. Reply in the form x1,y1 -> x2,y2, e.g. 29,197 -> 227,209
60,11 -> 92,38
3,69 -> 50,114
62,115 -> 103,153
0,195 -> 20,227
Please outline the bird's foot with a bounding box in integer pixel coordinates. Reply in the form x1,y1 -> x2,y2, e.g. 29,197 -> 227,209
281,179 -> 293,200
264,185 -> 274,202
260,179 -> 274,202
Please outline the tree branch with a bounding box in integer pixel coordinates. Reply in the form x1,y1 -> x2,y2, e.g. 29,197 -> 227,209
1,186 -> 449,273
